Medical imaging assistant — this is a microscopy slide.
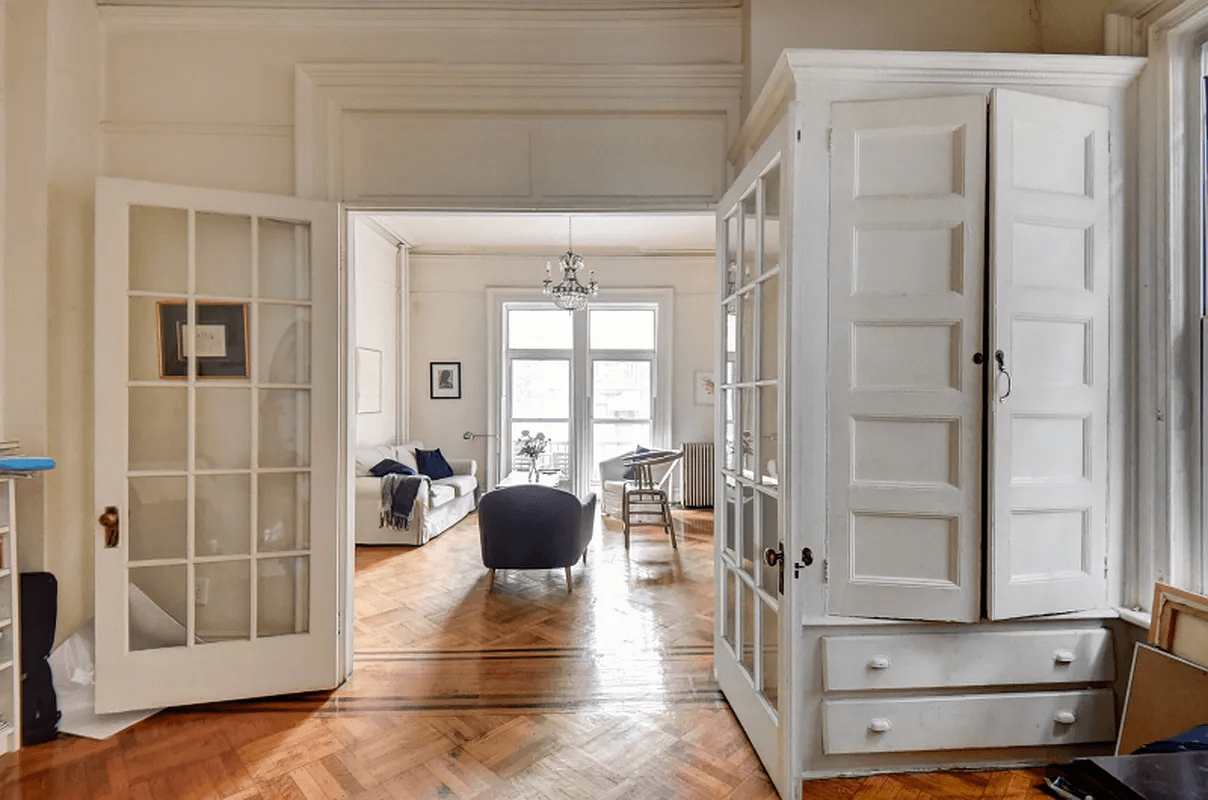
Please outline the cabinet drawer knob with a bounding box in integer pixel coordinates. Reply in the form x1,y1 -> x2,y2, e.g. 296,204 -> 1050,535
1054,711 -> 1077,725
868,718 -> 892,733
1053,650 -> 1076,664
867,656 -> 891,670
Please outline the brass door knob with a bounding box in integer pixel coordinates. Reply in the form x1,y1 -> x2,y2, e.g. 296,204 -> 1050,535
99,506 -> 120,548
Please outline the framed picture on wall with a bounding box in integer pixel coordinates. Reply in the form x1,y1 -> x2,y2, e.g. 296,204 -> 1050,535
430,361 -> 461,399
157,301 -> 249,379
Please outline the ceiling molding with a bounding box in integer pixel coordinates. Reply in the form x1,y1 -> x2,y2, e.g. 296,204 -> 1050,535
1105,0 -> 1208,54
99,3 -> 740,30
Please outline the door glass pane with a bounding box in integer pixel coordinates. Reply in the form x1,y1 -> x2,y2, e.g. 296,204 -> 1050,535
196,212 -> 251,298
739,388 -> 756,477
258,556 -> 309,637
723,389 -> 736,470
723,573 -> 736,649
195,560 -> 251,642
722,477 -> 737,555
724,302 -> 737,364
589,309 -> 655,350
592,361 -> 651,419
259,219 -> 311,301
761,385 -> 779,486
760,274 -> 779,381
129,564 -> 188,651
129,296 -> 166,382
509,422 -> 569,476
742,191 -> 758,285
759,492 -> 779,593
130,205 -> 186,294
760,598 -> 778,709
592,422 -> 651,482
259,473 -> 310,552
259,390 -> 310,467
128,477 -> 187,561
191,303 -> 250,379
196,388 -> 250,470
741,485 -> 756,580
740,290 -> 756,383
259,304 -> 311,385
725,213 -> 739,296
762,165 -> 780,276
740,580 -> 755,677
196,474 -> 251,557
129,387 -> 187,471
508,308 -> 571,350
511,360 -> 569,418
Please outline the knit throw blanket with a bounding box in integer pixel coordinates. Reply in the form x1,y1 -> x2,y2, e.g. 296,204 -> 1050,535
380,473 -> 429,531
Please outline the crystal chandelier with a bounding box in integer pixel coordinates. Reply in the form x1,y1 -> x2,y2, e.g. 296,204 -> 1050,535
543,217 -> 598,312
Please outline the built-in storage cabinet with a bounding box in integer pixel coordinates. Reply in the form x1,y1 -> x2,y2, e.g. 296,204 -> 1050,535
717,50 -> 1145,781
0,478 -> 19,752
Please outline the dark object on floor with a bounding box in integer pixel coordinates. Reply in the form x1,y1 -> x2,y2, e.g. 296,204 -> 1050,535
20,571 -> 60,745
479,485 -> 596,592
1134,722 -> 1208,753
1057,750 -> 1208,800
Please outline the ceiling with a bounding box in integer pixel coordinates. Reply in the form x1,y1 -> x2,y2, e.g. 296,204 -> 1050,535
366,212 -> 716,257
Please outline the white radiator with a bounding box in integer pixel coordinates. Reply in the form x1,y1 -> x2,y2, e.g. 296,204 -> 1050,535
681,442 -> 714,508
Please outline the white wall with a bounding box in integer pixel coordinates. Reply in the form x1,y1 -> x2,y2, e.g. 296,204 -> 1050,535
351,218 -> 401,449
408,254 -> 714,477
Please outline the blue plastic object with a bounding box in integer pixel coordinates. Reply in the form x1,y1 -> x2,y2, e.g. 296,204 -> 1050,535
0,457 -> 55,471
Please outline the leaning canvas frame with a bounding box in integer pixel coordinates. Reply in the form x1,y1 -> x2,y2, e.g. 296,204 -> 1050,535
1149,582 -> 1208,667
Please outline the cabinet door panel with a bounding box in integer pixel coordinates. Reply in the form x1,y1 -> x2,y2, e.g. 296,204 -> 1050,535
987,89 -> 1110,620
828,95 -> 986,623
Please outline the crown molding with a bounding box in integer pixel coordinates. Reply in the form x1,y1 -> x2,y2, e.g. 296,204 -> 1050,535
99,3 -> 740,31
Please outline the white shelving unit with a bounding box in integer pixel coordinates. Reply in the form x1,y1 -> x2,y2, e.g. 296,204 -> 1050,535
0,477 -> 20,752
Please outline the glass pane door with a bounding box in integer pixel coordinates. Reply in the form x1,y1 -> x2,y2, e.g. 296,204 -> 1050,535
591,360 -> 652,484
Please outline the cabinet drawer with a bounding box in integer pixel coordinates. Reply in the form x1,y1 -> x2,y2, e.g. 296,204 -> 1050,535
823,689 -> 1115,754
822,629 -> 1114,691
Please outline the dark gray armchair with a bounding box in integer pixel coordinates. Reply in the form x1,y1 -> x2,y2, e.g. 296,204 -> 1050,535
478,484 -> 596,593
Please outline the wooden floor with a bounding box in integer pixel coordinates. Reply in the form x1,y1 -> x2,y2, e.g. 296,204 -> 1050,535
0,508 -> 1052,799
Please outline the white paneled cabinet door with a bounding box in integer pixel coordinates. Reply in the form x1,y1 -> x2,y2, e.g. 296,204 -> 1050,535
828,96 -> 988,623
987,90 -> 1110,619
94,178 -> 340,712
715,133 -> 790,796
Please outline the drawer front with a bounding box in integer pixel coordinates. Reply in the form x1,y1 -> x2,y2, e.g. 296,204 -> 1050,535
823,689 -> 1115,754
822,629 -> 1114,691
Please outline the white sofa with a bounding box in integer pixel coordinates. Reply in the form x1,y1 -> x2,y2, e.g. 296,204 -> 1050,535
354,440 -> 478,546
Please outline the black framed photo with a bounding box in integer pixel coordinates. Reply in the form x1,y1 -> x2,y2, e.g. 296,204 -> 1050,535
157,301 -> 250,379
430,361 -> 461,399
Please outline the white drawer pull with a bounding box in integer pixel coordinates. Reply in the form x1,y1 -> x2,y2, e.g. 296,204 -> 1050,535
1053,650 -> 1076,664
867,656 -> 891,670
868,718 -> 892,733
1054,711 -> 1077,725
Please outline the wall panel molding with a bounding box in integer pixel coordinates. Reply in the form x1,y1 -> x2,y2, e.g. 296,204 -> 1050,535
296,62 -> 743,207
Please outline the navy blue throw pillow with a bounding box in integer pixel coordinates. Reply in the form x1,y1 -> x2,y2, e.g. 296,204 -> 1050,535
623,445 -> 650,481
415,448 -> 454,480
369,458 -> 415,478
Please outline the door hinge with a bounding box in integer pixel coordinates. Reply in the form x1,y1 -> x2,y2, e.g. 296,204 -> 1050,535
797,129 -> 801,142
823,558 -> 829,583
827,128 -> 832,150
1108,131 -> 1113,154
1104,555 -> 1109,579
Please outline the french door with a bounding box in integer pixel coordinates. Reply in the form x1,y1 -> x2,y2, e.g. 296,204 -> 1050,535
714,132 -> 791,796
94,178 -> 341,712
500,299 -> 666,496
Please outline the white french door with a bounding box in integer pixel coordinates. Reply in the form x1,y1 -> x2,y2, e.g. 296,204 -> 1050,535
94,178 -> 341,712
714,132 -> 790,796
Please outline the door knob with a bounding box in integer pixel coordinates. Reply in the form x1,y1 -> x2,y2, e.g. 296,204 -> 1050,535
98,506 -> 120,548
763,547 -> 783,568
994,350 -> 1012,403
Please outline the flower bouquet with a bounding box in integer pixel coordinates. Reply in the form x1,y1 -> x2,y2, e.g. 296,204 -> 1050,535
516,430 -> 548,482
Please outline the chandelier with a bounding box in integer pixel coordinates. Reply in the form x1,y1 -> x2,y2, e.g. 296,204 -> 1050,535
542,217 -> 598,312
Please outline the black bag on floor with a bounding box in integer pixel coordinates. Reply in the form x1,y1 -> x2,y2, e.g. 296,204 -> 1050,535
20,572 -> 60,745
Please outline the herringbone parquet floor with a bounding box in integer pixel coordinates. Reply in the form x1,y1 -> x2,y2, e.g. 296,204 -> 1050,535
0,508 -> 1052,799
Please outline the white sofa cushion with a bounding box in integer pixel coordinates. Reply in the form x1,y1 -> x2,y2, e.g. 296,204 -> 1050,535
354,440 -> 425,477
390,441 -> 423,472
435,474 -> 477,498
428,483 -> 456,507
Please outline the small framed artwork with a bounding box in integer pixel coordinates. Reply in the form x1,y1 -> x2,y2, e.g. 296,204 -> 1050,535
157,301 -> 249,379
694,371 -> 716,406
356,347 -> 383,414
430,361 -> 462,399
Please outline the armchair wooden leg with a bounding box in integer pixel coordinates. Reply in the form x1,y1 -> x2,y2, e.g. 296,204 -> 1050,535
622,492 -> 631,549
487,568 -> 496,592
564,566 -> 573,593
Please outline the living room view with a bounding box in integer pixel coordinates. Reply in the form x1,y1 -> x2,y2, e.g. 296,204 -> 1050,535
344,209 -> 731,705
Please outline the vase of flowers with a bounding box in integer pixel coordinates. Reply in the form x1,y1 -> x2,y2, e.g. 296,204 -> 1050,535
516,430 -> 548,482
